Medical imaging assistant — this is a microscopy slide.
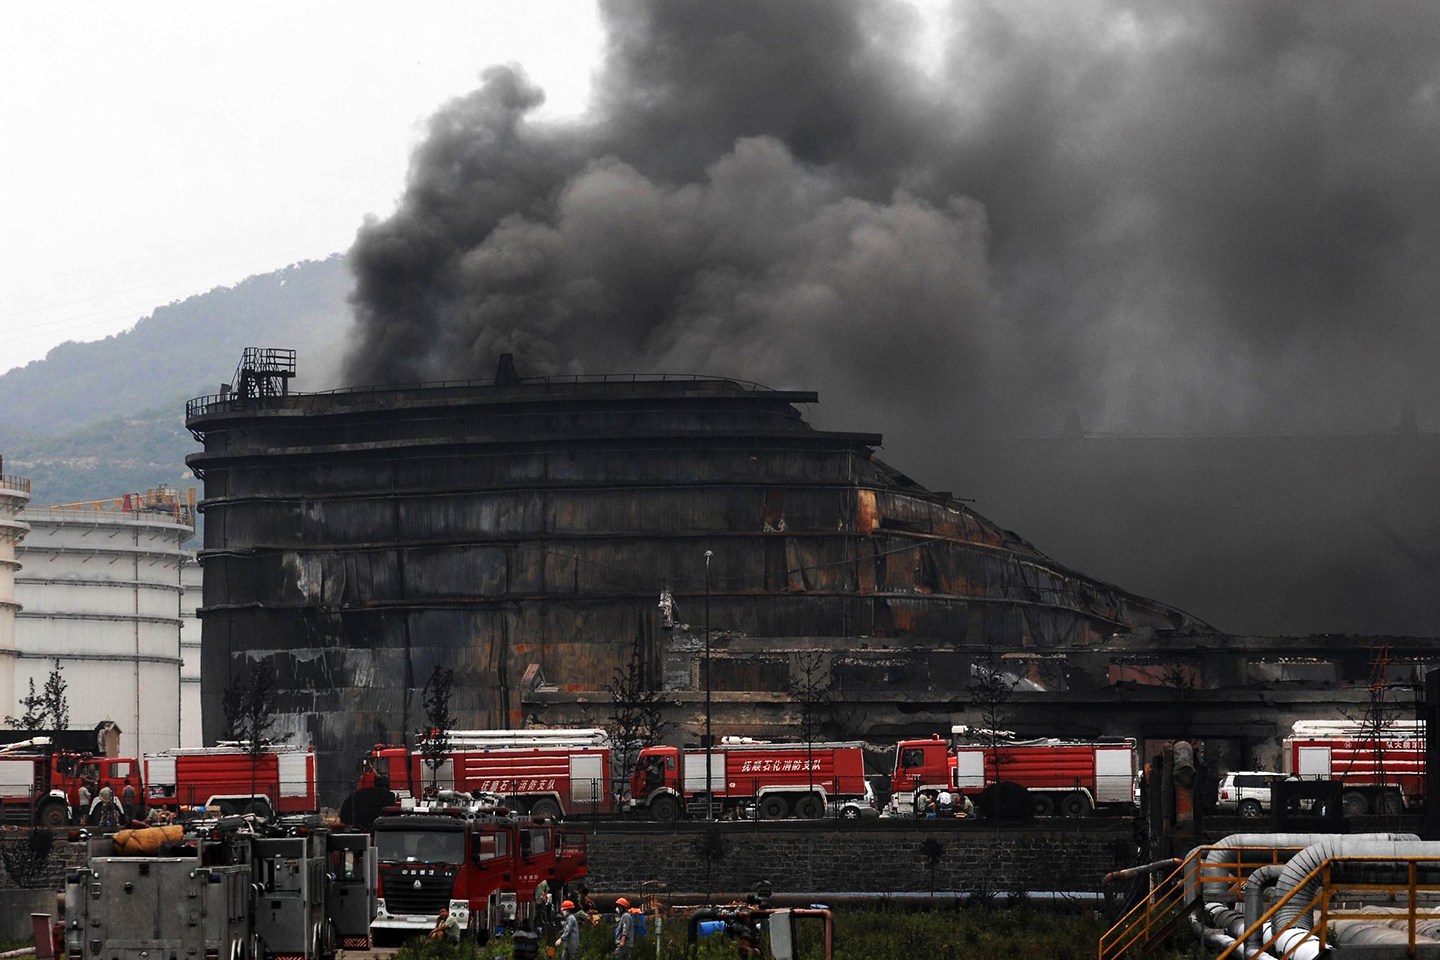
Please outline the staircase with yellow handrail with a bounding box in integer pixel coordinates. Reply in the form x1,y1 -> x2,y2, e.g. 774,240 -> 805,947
1099,844 -> 1306,959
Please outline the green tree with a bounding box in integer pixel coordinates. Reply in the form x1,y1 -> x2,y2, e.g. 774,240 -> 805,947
41,660 -> 68,732
969,645 -> 1020,815
221,662 -> 290,815
420,665 -> 456,795
785,651 -> 832,814
6,660 -> 69,735
5,678 -> 47,732
606,637 -> 677,803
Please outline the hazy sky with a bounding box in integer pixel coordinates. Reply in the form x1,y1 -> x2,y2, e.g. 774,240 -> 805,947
0,1 -> 603,376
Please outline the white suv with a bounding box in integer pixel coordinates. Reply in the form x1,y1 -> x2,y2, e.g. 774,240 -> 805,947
1216,771 -> 1277,819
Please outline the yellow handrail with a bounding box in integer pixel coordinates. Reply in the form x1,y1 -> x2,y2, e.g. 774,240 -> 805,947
1099,845 -> 1305,960
1218,855 -> 1440,960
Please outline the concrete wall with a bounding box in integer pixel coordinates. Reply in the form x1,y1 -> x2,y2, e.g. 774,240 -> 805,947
0,834 -> 84,942
580,821 -> 1137,896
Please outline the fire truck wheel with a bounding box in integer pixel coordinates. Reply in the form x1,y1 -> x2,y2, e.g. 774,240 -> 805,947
649,794 -> 680,822
37,802 -> 68,829
1379,793 -> 1404,816
1060,792 -> 1092,818
1238,799 -> 1263,819
1341,791 -> 1369,817
759,795 -> 790,820
529,798 -> 562,821
1031,794 -> 1056,818
245,800 -> 273,819
794,795 -> 824,820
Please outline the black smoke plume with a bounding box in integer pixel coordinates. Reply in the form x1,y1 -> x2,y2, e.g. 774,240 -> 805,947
345,0 -> 1440,633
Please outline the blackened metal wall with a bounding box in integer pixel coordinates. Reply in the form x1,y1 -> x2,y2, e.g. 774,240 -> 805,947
186,375 -> 1207,801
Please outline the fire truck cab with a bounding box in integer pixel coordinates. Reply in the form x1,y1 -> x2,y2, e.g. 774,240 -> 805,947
0,741 -> 79,827
370,803 -> 585,942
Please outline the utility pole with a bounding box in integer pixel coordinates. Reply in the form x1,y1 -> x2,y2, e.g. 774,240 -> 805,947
704,549 -> 713,820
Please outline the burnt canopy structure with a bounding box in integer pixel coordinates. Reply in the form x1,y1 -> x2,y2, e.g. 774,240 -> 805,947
186,357 -> 1208,797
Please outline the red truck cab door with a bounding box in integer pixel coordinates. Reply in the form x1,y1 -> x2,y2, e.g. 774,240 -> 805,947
894,742 -> 940,792
74,758 -> 139,806
633,747 -> 679,798
466,823 -> 515,902
363,748 -> 413,796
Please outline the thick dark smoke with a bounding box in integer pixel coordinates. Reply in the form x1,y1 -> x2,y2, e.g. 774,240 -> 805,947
345,0 -> 1440,634
346,0 -> 991,447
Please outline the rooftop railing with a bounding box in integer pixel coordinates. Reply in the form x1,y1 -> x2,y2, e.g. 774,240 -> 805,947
0,475 -> 31,494
186,372 -> 781,420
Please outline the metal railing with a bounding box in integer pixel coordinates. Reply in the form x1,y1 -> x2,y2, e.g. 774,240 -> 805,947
1099,843 -> 1306,960
1216,855 -> 1440,960
0,475 -> 31,494
186,372 -> 782,420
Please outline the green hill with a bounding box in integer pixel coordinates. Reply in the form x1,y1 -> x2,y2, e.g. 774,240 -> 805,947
0,256 -> 352,507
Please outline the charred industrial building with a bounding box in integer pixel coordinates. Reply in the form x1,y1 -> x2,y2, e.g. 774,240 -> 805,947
186,351 -> 1436,801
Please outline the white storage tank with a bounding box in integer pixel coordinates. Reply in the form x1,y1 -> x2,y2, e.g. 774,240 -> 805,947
0,463 -> 31,714
179,554 -> 203,747
15,487 -> 196,758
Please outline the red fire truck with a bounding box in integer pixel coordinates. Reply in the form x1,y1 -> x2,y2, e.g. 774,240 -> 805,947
0,739 -> 86,826
142,744 -> 319,817
0,740 -> 317,826
628,738 -> 870,821
890,731 -> 1138,817
370,802 -> 587,942
358,729 -> 615,820
1284,719 -> 1426,816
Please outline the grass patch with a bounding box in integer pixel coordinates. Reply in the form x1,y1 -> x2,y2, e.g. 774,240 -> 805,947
389,904 -> 1206,960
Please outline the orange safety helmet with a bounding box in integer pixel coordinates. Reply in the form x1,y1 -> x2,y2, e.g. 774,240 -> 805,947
561,900 -> 575,911
616,897 -> 630,908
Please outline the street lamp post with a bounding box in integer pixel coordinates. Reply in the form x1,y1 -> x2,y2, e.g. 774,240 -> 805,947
704,549 -> 713,820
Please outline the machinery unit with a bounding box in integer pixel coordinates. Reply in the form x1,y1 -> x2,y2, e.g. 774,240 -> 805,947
63,822 -> 256,960
324,831 -> 378,950
61,816 -> 375,960
252,820 -> 331,960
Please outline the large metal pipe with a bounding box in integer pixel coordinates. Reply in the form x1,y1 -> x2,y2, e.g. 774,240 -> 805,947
1268,836 -> 1440,959
1273,838 -> 1440,932
1328,919 -> 1440,947
1188,915 -> 1268,959
1242,863 -> 1286,952
1191,833 -> 1350,907
1102,858 -> 1180,886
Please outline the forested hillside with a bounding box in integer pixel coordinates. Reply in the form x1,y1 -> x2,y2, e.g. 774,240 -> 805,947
1,256 -> 352,507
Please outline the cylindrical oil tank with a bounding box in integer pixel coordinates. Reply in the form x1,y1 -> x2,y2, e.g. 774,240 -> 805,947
186,372 -> 1204,804
179,554 -> 203,746
0,469 -> 31,713
15,496 -> 196,758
